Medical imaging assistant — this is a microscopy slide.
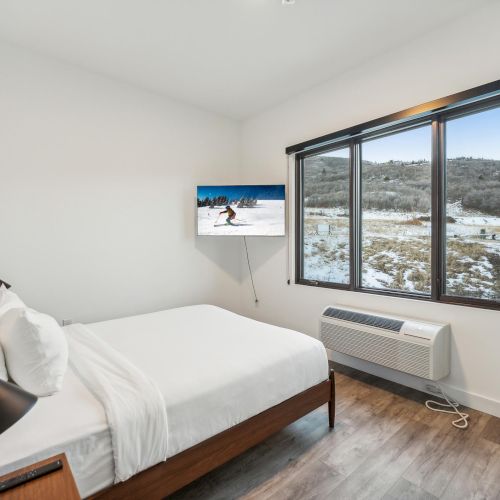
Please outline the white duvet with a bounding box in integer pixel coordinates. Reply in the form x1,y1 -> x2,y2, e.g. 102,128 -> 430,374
66,324 -> 169,483
0,305 -> 329,497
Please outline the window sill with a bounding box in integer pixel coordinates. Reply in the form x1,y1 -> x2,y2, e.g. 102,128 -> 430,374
295,279 -> 500,311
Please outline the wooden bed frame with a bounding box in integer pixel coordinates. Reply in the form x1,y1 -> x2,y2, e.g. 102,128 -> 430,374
90,369 -> 335,500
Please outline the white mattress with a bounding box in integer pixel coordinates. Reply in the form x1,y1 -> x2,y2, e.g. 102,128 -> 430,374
0,305 -> 328,497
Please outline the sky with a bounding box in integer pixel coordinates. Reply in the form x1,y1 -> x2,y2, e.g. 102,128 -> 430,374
197,184 -> 285,201
322,106 -> 500,163
447,106 -> 500,160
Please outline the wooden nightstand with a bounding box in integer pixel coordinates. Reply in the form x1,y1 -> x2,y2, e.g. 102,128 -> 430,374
0,454 -> 80,500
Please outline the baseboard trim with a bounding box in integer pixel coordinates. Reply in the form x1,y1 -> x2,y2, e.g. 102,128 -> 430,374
328,350 -> 500,418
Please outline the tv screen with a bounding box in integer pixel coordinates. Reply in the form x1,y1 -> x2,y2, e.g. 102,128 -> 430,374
197,185 -> 285,236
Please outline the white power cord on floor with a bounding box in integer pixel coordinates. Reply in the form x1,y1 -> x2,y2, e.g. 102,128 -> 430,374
425,383 -> 470,429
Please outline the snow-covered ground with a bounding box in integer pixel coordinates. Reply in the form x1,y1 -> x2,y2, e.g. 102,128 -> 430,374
197,200 -> 285,236
303,205 -> 500,298
303,232 -> 350,283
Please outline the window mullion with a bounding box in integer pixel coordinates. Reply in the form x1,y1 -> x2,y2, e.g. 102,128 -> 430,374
295,155 -> 304,284
431,119 -> 440,300
431,117 -> 446,301
437,118 -> 446,301
351,141 -> 362,290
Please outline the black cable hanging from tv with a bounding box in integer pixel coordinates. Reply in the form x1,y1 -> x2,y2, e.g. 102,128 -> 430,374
243,236 -> 259,304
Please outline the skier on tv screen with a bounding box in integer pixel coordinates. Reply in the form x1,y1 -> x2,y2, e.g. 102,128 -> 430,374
219,205 -> 236,225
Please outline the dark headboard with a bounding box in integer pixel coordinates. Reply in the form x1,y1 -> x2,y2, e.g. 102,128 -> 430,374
0,279 -> 11,289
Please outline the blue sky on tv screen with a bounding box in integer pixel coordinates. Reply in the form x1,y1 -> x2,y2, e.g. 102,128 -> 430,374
197,185 -> 285,201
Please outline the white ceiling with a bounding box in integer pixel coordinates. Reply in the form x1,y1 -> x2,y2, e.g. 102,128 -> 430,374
0,0 -> 490,119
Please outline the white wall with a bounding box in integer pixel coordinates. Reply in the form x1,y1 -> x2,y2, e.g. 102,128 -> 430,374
0,42 -> 242,324
239,3 -> 500,417
1,3 -> 499,418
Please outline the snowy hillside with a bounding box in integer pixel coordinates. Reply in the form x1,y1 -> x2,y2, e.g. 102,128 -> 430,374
302,155 -> 500,299
303,206 -> 500,299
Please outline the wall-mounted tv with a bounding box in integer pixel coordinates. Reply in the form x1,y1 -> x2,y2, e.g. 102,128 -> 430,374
197,185 -> 285,236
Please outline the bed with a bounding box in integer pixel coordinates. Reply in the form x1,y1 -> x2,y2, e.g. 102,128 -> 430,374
0,304 -> 334,499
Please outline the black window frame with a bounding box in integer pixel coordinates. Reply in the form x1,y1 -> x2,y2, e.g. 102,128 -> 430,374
290,80 -> 500,311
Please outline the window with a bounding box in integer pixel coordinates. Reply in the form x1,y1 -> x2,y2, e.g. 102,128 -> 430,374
361,126 -> 432,294
291,80 -> 500,309
302,147 -> 350,285
444,107 -> 500,301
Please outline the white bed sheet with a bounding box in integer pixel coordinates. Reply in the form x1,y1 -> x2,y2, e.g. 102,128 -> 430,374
0,368 -> 114,496
0,305 -> 328,497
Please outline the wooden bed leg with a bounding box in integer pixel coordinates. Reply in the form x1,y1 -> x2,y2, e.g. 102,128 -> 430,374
328,369 -> 335,428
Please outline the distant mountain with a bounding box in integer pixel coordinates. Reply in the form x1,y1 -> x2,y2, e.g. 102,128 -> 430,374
303,156 -> 500,214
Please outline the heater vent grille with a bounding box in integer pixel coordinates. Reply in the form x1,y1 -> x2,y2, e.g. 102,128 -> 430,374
320,321 -> 431,379
323,307 -> 404,333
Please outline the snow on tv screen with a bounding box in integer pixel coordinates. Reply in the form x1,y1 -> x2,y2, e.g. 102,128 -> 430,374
197,185 -> 286,236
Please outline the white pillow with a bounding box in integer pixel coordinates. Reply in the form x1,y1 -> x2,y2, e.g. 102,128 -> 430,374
0,308 -> 68,396
0,286 -> 24,382
0,343 -> 7,381
0,285 -> 25,317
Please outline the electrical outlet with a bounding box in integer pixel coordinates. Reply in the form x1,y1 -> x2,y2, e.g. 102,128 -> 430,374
62,319 -> 73,327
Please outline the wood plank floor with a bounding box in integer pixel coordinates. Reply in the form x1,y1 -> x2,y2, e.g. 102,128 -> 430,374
170,363 -> 500,500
